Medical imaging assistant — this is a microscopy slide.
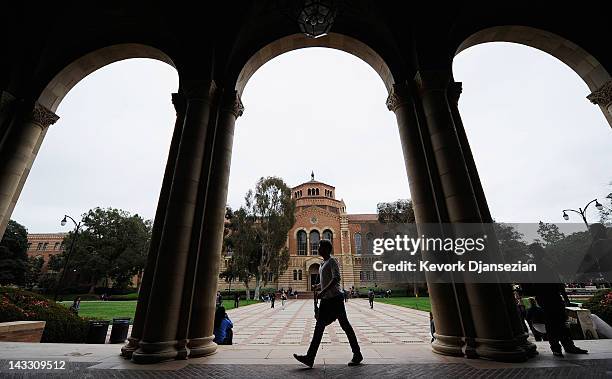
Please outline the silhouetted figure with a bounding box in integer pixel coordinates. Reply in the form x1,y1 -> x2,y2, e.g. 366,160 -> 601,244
294,240 -> 362,368
525,297 -> 546,341
368,289 -> 374,309
429,312 -> 435,343
213,306 -> 233,345
234,292 -> 239,308
270,292 -> 275,308
528,243 -> 588,357
69,297 -> 81,315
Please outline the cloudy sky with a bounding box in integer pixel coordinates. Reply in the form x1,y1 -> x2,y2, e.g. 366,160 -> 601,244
11,43 -> 612,232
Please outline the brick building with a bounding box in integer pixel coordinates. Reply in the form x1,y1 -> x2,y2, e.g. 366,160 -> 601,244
26,233 -> 67,271
26,232 -> 141,287
218,173 -> 389,293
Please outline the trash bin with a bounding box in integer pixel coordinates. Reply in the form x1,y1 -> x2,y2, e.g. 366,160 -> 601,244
86,320 -> 110,344
109,318 -> 131,344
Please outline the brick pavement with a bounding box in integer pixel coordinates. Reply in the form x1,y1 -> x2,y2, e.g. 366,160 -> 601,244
228,299 -> 431,346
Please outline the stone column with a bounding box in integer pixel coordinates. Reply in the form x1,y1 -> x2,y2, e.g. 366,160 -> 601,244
122,92 -> 186,358
0,103 -> 58,238
0,91 -> 17,150
587,79 -> 612,122
188,89 -> 242,357
386,83 -> 467,357
131,81 -> 217,364
415,70 -> 529,362
447,83 -> 535,358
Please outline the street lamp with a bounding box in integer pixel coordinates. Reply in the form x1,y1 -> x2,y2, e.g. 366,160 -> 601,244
562,199 -> 603,229
53,214 -> 81,301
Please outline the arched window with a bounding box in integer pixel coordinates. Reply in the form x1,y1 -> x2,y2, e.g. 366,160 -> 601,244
298,270 -> 302,280
307,188 -> 311,196
354,233 -> 362,255
316,188 -> 319,195
323,229 -> 333,245
297,230 -> 307,256
366,232 -> 374,254
310,230 -> 320,255
293,270 -> 297,280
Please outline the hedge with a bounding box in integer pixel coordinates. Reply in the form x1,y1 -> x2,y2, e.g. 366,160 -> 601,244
582,289 -> 612,326
0,287 -> 89,342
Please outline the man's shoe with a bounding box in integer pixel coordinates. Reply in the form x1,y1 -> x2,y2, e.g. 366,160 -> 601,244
348,352 -> 363,366
564,346 -> 588,354
552,349 -> 564,357
293,354 -> 314,368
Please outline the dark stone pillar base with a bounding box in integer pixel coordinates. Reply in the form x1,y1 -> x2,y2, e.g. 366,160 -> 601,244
131,340 -> 179,364
120,337 -> 139,359
474,337 -> 529,362
188,336 -> 217,358
431,334 -> 464,357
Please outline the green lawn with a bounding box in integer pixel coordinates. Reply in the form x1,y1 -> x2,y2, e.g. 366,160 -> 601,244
59,298 -> 258,322
374,296 -> 431,312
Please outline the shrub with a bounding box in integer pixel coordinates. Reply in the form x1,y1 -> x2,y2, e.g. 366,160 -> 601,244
108,292 -> 139,301
582,289 -> 612,326
0,287 -> 89,342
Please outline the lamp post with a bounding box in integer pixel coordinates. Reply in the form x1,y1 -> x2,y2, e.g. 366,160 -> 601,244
53,215 -> 81,301
562,199 -> 604,229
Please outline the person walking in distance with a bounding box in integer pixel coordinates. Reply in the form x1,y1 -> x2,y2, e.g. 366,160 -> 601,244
270,292 -> 275,308
281,290 -> 287,309
234,292 -> 240,309
368,289 -> 374,309
294,239 -> 363,368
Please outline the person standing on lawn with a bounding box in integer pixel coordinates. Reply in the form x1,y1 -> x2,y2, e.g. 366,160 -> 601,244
294,239 -> 363,368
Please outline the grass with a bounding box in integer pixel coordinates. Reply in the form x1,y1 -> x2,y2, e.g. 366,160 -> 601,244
59,298 -> 259,322
374,296 -> 431,312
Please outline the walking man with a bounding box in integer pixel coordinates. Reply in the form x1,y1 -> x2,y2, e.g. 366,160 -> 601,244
271,292 -> 275,308
368,289 -> 374,309
234,292 -> 240,308
294,239 -> 363,368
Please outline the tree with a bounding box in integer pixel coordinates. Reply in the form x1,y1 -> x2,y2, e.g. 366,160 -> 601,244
61,207 -> 151,292
377,199 -> 415,224
24,256 -> 44,289
599,188 -> 612,226
536,221 -> 565,246
240,177 -> 295,300
0,220 -> 28,286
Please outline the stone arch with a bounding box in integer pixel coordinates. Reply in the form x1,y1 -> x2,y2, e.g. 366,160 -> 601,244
37,43 -> 176,112
455,26 -> 612,126
235,33 -> 395,97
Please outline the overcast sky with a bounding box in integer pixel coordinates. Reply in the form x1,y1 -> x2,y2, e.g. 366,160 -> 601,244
11,43 -> 612,232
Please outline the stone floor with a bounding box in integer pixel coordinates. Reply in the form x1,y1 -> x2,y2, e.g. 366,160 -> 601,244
228,298 -> 432,346
1,299 -> 611,377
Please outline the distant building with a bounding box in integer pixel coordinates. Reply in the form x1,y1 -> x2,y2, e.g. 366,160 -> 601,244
26,233 -> 67,271
26,232 -> 141,288
218,173 -> 390,292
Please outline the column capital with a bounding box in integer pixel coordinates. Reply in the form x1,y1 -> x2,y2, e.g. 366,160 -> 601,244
587,80 -> 612,107
171,92 -> 186,116
29,103 -> 59,128
182,80 -> 218,101
414,70 -> 452,93
385,83 -> 411,112
221,90 -> 244,118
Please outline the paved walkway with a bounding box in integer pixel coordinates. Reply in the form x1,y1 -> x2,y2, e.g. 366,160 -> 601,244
1,299 -> 612,377
228,299 -> 431,346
